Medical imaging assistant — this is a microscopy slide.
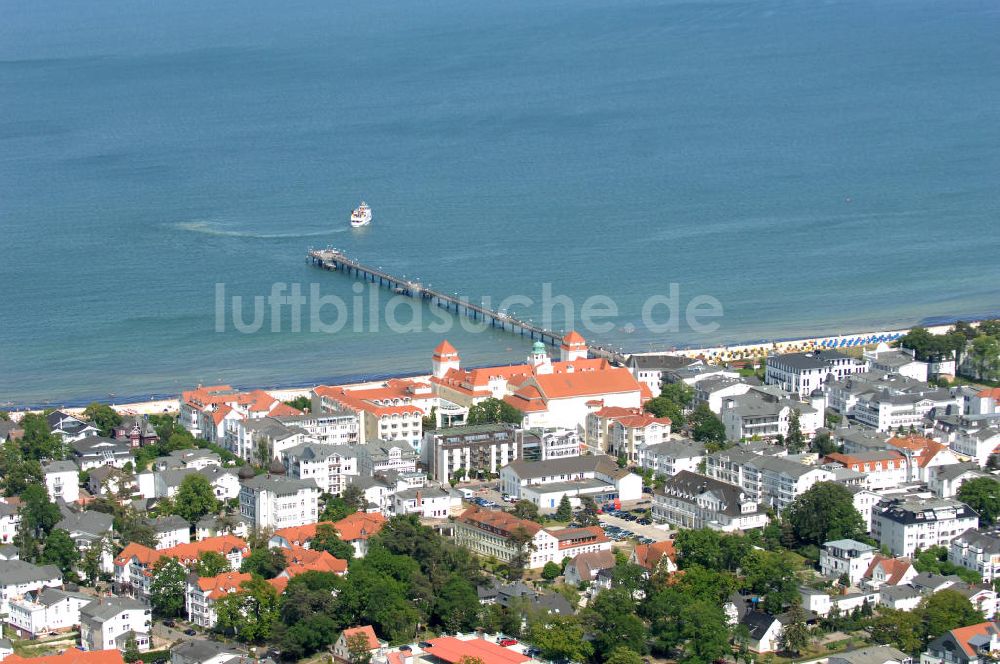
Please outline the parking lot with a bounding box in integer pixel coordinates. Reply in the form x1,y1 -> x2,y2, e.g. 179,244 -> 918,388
599,511 -> 672,542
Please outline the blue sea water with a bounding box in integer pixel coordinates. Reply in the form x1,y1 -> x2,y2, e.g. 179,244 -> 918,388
2,0 -> 999,406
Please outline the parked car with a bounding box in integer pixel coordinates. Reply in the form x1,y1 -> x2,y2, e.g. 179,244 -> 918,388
162,620 -> 176,628
184,629 -> 197,636
498,638 -> 519,647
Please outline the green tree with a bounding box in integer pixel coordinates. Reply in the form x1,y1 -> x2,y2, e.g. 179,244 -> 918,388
41,528 -> 80,576
918,589 -> 984,645
786,410 -> 805,453
577,496 -> 600,526
689,404 -> 727,448
83,403 -> 122,437
958,477 -> 1000,525
283,395 -> 311,412
510,499 -> 540,522
122,631 -> 140,663
555,495 -> 573,521
20,413 -> 65,460
661,382 -> 695,407
811,431 -> 838,456
785,482 -> 865,546
778,606 -> 810,655
506,525 -> 536,580
17,484 -> 62,558
869,608 -> 924,654
149,557 -> 187,617
345,631 -> 375,664
311,522 -> 354,561
193,550 -> 231,577
967,335 -> 1000,382
80,537 -> 106,585
466,398 -> 523,425
644,397 -> 684,426
433,573 -> 481,633
173,474 -> 220,523
606,647 -> 644,664
0,440 -> 44,496
586,588 -> 647,659
240,548 -> 287,579
542,561 -> 562,580
215,576 -> 280,643
527,615 -> 594,663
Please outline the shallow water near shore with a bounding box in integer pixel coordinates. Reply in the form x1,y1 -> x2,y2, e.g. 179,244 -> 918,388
2,0 -> 999,405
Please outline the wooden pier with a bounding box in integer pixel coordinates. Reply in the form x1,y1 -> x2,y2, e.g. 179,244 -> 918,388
307,248 -> 627,365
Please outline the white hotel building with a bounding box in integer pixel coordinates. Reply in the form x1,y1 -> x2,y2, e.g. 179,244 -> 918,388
873,498 -> 979,557
765,350 -> 868,399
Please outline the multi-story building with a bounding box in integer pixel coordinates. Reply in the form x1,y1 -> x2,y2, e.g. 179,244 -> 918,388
500,456 -> 643,509
113,536 -> 249,601
585,407 -> 671,459
0,560 -> 62,615
42,461 -> 80,504
6,588 -> 92,638
79,597 -> 151,652
863,347 -> 932,382
853,388 -> 961,433
179,385 -> 300,443
422,424 -> 522,482
652,471 -> 767,532
147,516 -> 191,550
454,507 -> 610,569
313,380 -> 430,449
185,571 -> 251,628
930,463 -> 992,498
227,417 -> 310,463
705,449 -> 835,510
112,415 -> 160,449
272,410 -> 360,446
637,438 -> 706,478
951,426 -> 1000,467
625,354 -> 701,396
824,450 -> 908,490
239,473 -> 320,530
391,486 -> 457,519
354,441 -> 418,476
0,500 -> 20,545
873,498 -> 979,557
71,437 -> 132,471
282,442 -> 359,495
720,387 -> 822,441
45,411 -> 99,442
949,529 -> 1000,583
693,377 -> 753,414
765,350 -> 868,399
269,512 -> 386,558
819,539 -> 876,584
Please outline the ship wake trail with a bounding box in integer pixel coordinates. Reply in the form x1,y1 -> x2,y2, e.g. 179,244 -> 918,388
174,221 -> 346,240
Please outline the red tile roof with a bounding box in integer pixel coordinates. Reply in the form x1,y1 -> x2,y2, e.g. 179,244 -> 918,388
533,365 -> 641,399
340,625 -> 380,650
334,512 -> 387,541
281,546 -> 348,577
562,331 -> 586,345
948,622 -> 1000,657
457,507 -> 542,538
423,637 -> 530,664
4,651 -> 125,664
195,572 -> 252,600
632,540 -> 676,570
434,340 -> 459,357
864,554 -> 913,585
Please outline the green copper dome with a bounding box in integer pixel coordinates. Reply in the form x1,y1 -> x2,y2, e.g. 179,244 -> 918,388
532,340 -> 546,353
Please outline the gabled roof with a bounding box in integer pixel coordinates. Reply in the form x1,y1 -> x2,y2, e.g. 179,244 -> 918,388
422,637 -> 530,664
864,554 -> 914,585
334,512 -> 386,541
456,507 -> 542,538
632,540 -> 676,571
568,550 -> 615,581
340,625 -> 380,650
194,572 -> 252,600
280,546 -> 347,577
934,621 -> 1000,657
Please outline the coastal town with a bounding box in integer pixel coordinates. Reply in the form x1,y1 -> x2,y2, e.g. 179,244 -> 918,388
1,321 -> 1000,664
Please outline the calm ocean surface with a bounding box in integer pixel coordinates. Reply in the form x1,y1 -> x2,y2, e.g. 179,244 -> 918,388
2,0 -> 999,406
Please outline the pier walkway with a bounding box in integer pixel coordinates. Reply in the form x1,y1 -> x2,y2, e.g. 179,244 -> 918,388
307,248 -> 627,365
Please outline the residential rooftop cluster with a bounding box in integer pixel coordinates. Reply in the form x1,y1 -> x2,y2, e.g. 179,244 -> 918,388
1,323 -> 999,664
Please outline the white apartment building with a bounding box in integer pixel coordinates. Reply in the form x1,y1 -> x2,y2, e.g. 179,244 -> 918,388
43,461 -> 80,505
0,560 -> 62,615
79,597 -> 151,652
765,350 -> 868,398
185,571 -> 252,628
694,377 -> 753,414
637,438 -> 706,478
951,427 -> 1000,466
853,389 -> 961,433
273,410 -> 360,446
949,529 -> 1000,583
0,501 -> 20,545
454,508 -> 611,569
228,417 -> 311,463
820,539 -> 877,584
720,387 -> 822,442
873,498 -> 979,557
863,347 -> 932,382
6,588 -> 92,638
705,449 -> 835,510
652,471 -> 768,532
148,515 -> 191,550
354,441 -> 418,476
824,450 -> 908,491
391,486 -> 458,519
239,475 -> 320,530
625,354 -> 701,396
282,442 -> 359,496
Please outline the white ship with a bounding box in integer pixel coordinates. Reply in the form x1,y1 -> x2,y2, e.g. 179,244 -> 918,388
350,201 -> 372,227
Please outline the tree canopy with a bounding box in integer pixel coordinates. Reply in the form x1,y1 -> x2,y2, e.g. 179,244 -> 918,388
172,473 -> 220,522
83,403 -> 122,437
785,482 -> 865,546
466,398 -> 523,426
958,477 -> 1000,525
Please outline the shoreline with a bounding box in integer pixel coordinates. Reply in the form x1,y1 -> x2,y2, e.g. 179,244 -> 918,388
3,315 -> 988,415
